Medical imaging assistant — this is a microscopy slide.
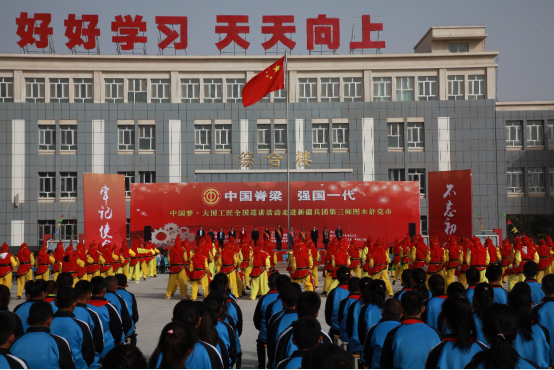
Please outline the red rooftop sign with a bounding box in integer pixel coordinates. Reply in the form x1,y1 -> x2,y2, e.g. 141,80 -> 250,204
15,12 -> 385,53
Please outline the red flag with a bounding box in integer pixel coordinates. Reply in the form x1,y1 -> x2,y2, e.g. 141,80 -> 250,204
242,57 -> 285,107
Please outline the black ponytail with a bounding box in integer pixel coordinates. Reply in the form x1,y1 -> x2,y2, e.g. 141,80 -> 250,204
158,321 -> 197,369
411,268 -> 429,297
442,296 -> 475,352
473,283 -> 494,318
446,282 -> 466,298
467,304 -> 518,369
508,283 -> 534,341
27,279 -> 48,299
367,279 -> 386,308
194,301 -> 219,347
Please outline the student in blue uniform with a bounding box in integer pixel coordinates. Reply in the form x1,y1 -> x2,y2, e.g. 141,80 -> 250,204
436,282 -> 465,337
380,290 -> 441,369
277,317 -> 322,369
338,277 -> 361,343
44,281 -> 58,314
301,343 -> 354,369
401,268 -> 431,301
50,287 -> 96,369
116,274 -> 139,346
195,301 -> 231,369
87,276 -> 124,358
13,279 -> 48,333
362,298 -> 402,369
204,293 -> 237,368
10,301 -> 76,369
485,264 -> 508,305
253,272 -> 281,369
393,269 -> 412,300
473,282 -> 494,347
324,267 -> 351,338
465,267 -> 481,305
523,262 -> 545,304
0,313 -> 28,369
425,295 -> 488,368
344,277 -> 372,355
532,273 -> 554,365
74,280 -> 104,363
465,303 -> 541,369
273,291 -> 332,367
358,280 -> 386,347
56,272 -> 75,289
0,286 -> 24,338
104,276 -> 133,343
152,321 -> 197,368
508,283 -> 551,369
151,299 -> 224,369
265,275 -> 292,336
423,274 -> 447,330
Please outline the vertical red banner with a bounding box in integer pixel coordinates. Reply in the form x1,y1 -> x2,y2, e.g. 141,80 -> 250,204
428,170 -> 473,245
83,174 -> 126,247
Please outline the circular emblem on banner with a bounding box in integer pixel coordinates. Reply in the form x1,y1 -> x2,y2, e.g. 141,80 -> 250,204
201,187 -> 221,206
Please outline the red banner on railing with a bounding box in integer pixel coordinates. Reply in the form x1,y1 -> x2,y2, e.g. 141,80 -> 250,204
84,173 -> 127,247
428,170 -> 473,245
130,181 -> 421,246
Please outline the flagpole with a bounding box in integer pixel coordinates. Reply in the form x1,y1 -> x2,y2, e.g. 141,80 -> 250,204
285,50 -> 290,250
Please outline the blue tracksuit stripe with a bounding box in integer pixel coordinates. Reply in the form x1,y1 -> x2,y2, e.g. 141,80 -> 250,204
345,300 -> 364,354
10,327 -> 76,369
254,291 -> 279,343
362,318 -> 401,368
325,285 -> 349,331
339,296 -> 360,342
0,349 -> 28,369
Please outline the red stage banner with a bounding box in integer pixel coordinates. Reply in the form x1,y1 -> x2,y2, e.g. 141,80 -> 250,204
130,181 -> 420,246
428,170 -> 473,245
84,173 -> 127,247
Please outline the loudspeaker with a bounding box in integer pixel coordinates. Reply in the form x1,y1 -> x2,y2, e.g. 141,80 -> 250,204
408,223 -> 416,238
144,226 -> 152,242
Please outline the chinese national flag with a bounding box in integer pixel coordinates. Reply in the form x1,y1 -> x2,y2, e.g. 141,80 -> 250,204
242,57 -> 285,107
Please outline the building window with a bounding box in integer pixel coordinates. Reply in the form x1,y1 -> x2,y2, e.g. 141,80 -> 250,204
49,78 -> 69,103
274,88 -> 287,103
60,172 -> 77,198
528,168 -> 545,193
418,76 -> 436,101
118,125 -> 135,151
195,125 -> 212,151
506,121 -> 523,147
39,172 -> 56,198
549,168 -> 554,194
118,171 -> 135,197
548,120 -> 554,147
373,77 -> 392,101
38,220 -> 55,247
59,220 -> 77,241
73,78 -> 93,103
507,167 -> 524,193
257,124 -> 271,150
332,123 -> 349,149
298,78 -> 317,102
203,79 -> 223,103
151,79 -> 170,103
468,75 -> 485,100
105,78 -> 124,103
215,124 -> 232,150
388,169 -> 405,181
527,120 -> 544,146
407,122 -> 424,149
447,75 -> 464,100
420,216 -> 428,235
181,79 -> 200,103
0,77 -> 13,102
449,43 -> 469,53
139,171 -> 156,184
387,122 -> 404,149
60,125 -> 77,151
25,78 -> 45,103
274,124 -> 287,150
312,124 -> 329,149
343,77 -> 362,102
320,78 -> 339,102
395,77 -> 414,101
138,125 -> 155,151
39,125 -> 56,151
226,79 -> 244,103
128,79 -> 147,103
408,169 -> 426,195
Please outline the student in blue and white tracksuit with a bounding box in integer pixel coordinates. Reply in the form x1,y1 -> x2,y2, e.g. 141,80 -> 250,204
0,286 -> 24,339
465,267 -> 482,306
472,283 -> 495,347
277,317 -> 322,369
324,267 -> 350,338
0,312 -> 28,369
338,278 -> 361,343
508,283 -> 551,369
50,287 -> 96,369
486,265 -> 509,305
423,274 -> 448,331
74,280 -> 105,365
253,273 -> 281,369
104,276 -> 133,343
380,291 -> 441,369
204,293 -> 238,368
10,301 -> 76,369
344,277 -> 372,355
358,280 -> 386,348
425,295 -> 488,368
523,262 -> 545,304
13,279 -> 48,333
465,303 -> 541,369
116,274 -> 139,346
362,298 -> 401,369
532,274 -> 554,365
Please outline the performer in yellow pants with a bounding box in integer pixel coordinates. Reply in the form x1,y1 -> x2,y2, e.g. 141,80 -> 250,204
249,251 -> 270,300
190,270 -> 209,300
17,263 -> 34,298
166,268 -> 188,298
323,270 -> 333,293
370,253 -> 393,297
537,264 -> 552,284
0,256 -> 17,289
289,250 -> 314,292
392,262 -> 403,283
130,262 -> 141,282
445,267 -> 457,288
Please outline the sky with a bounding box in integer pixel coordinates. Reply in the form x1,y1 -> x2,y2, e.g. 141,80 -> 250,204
1,0 -> 553,102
